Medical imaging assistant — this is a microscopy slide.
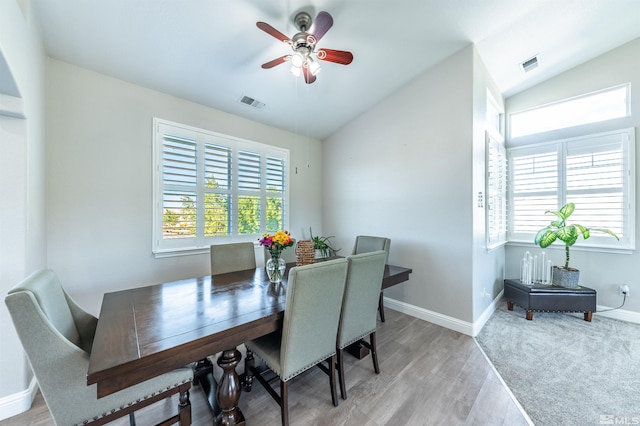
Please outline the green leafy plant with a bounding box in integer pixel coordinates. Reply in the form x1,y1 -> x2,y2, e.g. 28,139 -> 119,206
309,227 -> 339,258
534,203 -> 619,269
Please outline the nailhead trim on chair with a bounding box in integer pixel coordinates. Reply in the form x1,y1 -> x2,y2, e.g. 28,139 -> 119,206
339,328 -> 375,350
74,379 -> 191,426
252,351 -> 336,382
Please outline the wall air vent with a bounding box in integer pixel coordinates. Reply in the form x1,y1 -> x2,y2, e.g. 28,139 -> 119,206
239,95 -> 266,109
521,55 -> 539,73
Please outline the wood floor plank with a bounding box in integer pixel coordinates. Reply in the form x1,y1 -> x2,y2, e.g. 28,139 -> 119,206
0,310 -> 529,426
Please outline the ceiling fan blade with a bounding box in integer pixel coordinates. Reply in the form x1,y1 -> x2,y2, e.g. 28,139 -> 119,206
308,11 -> 333,42
302,66 -> 317,84
316,48 -> 353,65
261,55 -> 289,69
256,21 -> 290,42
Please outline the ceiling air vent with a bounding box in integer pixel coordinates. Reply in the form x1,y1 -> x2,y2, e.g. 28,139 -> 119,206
239,95 -> 266,109
521,55 -> 539,73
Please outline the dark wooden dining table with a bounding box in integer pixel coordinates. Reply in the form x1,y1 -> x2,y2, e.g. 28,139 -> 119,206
87,261 -> 412,425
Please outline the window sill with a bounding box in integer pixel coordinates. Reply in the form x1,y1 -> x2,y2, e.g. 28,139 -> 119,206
506,241 -> 634,255
153,247 -> 210,258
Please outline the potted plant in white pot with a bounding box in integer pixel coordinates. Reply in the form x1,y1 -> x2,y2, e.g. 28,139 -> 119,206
309,228 -> 340,259
534,202 -> 619,287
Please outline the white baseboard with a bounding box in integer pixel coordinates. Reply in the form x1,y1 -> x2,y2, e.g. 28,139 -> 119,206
383,296 -> 474,336
383,291 -> 503,337
0,377 -> 38,421
384,293 -> 640,337
595,305 -> 640,324
472,290 -> 504,336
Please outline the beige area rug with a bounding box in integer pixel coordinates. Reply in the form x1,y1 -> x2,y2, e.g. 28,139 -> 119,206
475,303 -> 640,425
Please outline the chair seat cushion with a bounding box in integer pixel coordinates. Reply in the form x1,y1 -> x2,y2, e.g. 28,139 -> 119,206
247,329 -> 335,382
246,331 -> 284,377
74,366 -> 193,426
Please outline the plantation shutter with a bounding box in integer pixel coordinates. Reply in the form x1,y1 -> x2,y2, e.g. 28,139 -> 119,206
509,145 -> 559,238
486,132 -> 507,248
565,134 -> 626,237
161,136 -> 197,239
508,128 -> 634,249
237,150 -> 261,235
265,156 -> 286,233
204,144 -> 232,236
153,118 -> 290,255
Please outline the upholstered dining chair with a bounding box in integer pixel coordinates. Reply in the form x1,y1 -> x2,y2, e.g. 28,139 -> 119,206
4,269 -> 192,426
210,242 -> 256,275
351,235 -> 391,321
244,258 -> 349,426
336,250 -> 387,399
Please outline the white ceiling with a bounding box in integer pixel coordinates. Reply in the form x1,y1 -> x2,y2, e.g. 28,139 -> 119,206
31,0 -> 640,140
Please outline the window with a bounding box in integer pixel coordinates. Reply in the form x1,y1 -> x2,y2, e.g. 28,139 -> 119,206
486,131 -> 507,249
508,128 -> 635,250
509,84 -> 630,138
153,119 -> 289,256
486,90 -> 504,136
486,91 -> 507,249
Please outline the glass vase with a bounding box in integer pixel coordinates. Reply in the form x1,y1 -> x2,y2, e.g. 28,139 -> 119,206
266,255 -> 286,284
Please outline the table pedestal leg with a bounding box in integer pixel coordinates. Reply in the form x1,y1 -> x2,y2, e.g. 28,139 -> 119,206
215,348 -> 245,426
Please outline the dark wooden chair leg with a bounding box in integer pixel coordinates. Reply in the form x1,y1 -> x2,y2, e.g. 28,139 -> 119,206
329,355 -> 338,407
178,385 -> 191,426
192,358 -> 213,385
243,348 -> 255,392
584,311 -> 593,322
129,413 -> 135,426
370,331 -> 380,374
378,291 -> 385,322
280,380 -> 289,426
337,348 -> 347,400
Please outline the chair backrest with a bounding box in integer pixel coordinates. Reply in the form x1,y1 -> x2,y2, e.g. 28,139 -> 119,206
5,269 -> 95,425
7,269 -> 83,348
210,242 -> 257,275
352,235 -> 391,263
279,258 -> 348,381
262,239 -> 297,264
337,251 -> 387,349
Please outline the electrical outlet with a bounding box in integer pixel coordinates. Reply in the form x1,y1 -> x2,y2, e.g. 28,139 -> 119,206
619,284 -> 630,296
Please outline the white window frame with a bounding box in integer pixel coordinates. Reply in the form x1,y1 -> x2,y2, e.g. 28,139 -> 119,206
507,128 -> 635,252
152,118 -> 290,257
509,84 -> 630,138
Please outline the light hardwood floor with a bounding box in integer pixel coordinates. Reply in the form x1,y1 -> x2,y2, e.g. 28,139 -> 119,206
1,309 -> 530,426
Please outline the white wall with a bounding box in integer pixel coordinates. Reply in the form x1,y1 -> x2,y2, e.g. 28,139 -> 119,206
505,38 -> 640,316
46,59 -> 323,315
0,0 -> 47,417
323,45 -> 482,325
471,49 -> 506,323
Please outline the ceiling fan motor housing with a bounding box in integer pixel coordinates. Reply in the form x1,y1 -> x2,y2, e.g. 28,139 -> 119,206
294,11 -> 312,32
292,32 -> 313,57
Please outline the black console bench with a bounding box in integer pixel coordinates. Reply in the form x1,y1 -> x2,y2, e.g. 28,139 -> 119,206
504,279 -> 596,322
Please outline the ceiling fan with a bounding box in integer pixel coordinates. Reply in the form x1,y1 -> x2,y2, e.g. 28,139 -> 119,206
257,10 -> 354,84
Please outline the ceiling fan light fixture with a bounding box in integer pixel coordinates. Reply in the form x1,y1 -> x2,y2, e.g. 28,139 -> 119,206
308,58 -> 321,75
291,52 -> 305,68
290,65 -> 302,77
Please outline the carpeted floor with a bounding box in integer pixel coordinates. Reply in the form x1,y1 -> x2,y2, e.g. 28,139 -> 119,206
475,303 -> 640,426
